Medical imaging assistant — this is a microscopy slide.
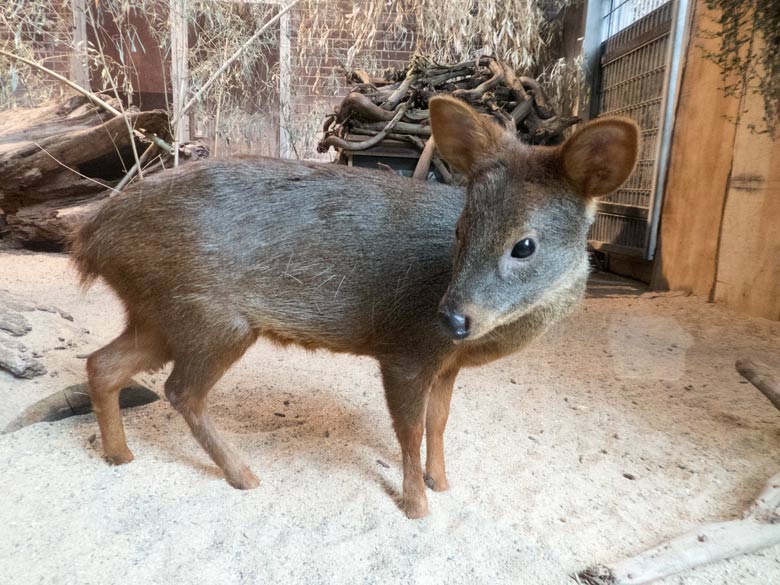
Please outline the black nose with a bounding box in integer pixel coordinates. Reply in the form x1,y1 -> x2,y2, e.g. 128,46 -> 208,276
439,309 -> 470,340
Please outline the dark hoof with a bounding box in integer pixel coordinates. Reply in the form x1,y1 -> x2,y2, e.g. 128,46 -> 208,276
104,449 -> 134,466
226,466 -> 260,490
424,473 -> 449,492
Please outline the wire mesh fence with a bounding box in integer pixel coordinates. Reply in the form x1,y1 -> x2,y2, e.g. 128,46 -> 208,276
589,0 -> 673,256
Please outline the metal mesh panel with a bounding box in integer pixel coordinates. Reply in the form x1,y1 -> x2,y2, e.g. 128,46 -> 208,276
590,213 -> 648,250
589,1 -> 672,256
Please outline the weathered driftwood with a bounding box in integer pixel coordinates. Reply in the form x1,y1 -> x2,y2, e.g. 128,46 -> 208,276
452,57 -> 505,101
0,288 -> 77,379
573,358 -> 780,585
319,55 -> 579,182
318,102 -> 411,152
3,381 -> 159,434
335,92 -> 396,124
408,135 -> 452,184
412,137 -> 436,181
736,358 -> 780,411
0,336 -> 46,379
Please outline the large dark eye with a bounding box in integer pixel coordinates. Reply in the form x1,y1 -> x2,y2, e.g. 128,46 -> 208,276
511,238 -> 536,259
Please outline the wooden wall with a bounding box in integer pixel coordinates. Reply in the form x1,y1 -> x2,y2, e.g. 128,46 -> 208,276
653,0 -> 780,320
713,89 -> 780,319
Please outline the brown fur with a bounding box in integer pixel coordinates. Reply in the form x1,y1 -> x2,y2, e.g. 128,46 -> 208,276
72,98 -> 638,518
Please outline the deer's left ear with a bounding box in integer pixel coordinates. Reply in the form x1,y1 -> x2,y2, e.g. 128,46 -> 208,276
560,117 -> 640,197
429,95 -> 507,178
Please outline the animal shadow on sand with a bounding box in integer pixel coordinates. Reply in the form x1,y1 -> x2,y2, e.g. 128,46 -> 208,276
111,364 -> 404,508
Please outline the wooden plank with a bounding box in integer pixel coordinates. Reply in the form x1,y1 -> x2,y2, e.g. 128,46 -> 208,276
596,201 -> 650,220
652,0 -> 740,296
279,7 -> 292,159
169,0 -> 189,144
344,135 -> 419,159
713,85 -> 780,320
69,0 -> 89,89
590,240 -> 646,258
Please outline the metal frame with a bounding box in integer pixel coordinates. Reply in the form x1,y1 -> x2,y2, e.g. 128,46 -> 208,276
601,0 -> 670,38
644,0 -> 690,259
583,0 -> 691,260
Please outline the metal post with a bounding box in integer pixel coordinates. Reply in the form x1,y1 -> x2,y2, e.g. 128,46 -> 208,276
170,0 -> 190,146
70,0 -> 90,89
644,0 -> 692,260
581,0 -> 605,121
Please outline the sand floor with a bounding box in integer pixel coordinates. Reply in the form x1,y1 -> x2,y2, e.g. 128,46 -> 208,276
1,248 -> 779,585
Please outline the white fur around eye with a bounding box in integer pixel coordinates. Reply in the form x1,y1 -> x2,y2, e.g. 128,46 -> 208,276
498,236 -> 537,278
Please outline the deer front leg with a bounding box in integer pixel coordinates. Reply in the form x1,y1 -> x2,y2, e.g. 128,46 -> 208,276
380,360 -> 432,519
425,367 -> 458,492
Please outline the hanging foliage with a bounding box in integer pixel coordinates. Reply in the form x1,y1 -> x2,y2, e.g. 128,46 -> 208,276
703,0 -> 780,137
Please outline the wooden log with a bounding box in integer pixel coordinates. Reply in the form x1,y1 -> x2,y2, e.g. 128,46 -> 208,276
736,358 -> 780,411
0,95 -> 169,213
3,381 -> 159,434
4,194 -> 106,247
336,92 -> 395,124
4,140 -> 205,246
412,137 -> 436,181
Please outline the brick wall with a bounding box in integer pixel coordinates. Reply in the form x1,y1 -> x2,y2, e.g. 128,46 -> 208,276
286,2 -> 419,158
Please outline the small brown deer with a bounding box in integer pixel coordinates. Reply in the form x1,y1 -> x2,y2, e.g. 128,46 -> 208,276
72,96 -> 638,518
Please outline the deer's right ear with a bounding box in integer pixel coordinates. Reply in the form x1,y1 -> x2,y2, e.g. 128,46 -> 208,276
429,95 -> 506,177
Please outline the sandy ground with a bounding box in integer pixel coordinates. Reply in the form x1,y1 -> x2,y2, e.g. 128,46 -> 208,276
1,248 -> 779,585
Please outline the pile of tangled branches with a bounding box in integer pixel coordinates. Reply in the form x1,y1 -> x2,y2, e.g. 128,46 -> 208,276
318,54 -> 580,180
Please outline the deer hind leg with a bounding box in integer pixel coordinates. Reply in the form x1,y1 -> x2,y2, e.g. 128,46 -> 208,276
380,359 -> 436,519
164,330 -> 259,490
424,367 -> 458,492
87,322 -> 169,465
